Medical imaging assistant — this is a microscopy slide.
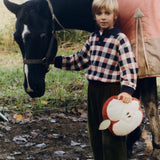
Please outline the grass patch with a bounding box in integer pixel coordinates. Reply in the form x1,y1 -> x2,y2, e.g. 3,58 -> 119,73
1,49 -> 160,114
0,50 -> 88,113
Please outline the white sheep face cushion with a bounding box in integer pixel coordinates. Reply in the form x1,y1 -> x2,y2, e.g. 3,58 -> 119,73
99,96 -> 143,136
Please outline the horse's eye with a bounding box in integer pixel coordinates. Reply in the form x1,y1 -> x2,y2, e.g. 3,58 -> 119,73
40,33 -> 47,39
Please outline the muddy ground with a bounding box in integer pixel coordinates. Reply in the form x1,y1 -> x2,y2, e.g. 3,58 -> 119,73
0,106 -> 157,160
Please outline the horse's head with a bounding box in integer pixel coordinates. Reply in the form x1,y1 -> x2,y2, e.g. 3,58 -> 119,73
4,0 -> 58,98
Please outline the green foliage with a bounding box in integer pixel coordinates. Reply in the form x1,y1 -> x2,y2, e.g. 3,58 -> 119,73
0,17 -> 18,52
57,29 -> 90,48
0,51 -> 88,113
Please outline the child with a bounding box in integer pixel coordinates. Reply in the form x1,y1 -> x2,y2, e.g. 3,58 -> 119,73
53,0 -> 138,159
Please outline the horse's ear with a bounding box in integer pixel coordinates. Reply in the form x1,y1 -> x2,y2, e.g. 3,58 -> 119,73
3,0 -> 20,15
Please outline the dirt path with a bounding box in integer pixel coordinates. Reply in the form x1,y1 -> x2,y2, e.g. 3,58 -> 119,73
0,111 -> 93,160
0,106 -> 157,160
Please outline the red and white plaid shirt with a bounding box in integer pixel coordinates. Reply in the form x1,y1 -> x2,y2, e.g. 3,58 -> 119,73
55,28 -> 138,95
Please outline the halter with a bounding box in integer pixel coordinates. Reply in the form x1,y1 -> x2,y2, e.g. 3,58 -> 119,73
23,0 -> 66,69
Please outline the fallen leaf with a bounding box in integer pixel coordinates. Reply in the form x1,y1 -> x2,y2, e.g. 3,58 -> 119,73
13,114 -> 23,121
54,151 -> 65,156
71,140 -> 81,146
13,136 -> 27,144
50,119 -> 56,123
71,107 -> 81,116
41,100 -> 48,105
36,143 -> 47,149
7,156 -> 15,160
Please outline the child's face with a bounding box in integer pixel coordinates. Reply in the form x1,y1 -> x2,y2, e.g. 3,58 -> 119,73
95,8 -> 115,32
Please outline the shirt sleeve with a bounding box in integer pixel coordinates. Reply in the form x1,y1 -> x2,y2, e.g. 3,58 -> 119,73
54,37 -> 90,71
117,33 -> 138,95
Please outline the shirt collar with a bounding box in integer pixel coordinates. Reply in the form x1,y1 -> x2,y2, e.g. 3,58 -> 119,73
95,27 -> 120,37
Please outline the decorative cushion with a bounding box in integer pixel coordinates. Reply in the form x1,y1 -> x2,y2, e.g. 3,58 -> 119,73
99,96 -> 143,136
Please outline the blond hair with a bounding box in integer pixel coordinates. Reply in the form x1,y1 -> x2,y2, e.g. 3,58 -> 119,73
92,0 -> 119,20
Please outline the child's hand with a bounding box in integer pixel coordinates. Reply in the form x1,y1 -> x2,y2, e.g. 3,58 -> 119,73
118,92 -> 132,104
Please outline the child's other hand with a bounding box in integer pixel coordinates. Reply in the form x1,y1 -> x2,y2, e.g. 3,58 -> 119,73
118,92 -> 132,104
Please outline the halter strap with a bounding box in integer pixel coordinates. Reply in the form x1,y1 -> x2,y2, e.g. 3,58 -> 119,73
46,0 -> 69,32
23,0 -> 57,67
23,0 -> 70,67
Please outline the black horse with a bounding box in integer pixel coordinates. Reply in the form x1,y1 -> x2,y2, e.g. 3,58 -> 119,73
3,0 -> 96,98
3,0 -> 160,159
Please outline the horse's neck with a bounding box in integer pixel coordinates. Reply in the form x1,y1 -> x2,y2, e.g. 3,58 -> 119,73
51,0 -> 95,32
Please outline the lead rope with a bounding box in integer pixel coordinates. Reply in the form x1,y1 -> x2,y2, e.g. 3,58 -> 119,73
139,19 -> 150,71
134,8 -> 150,71
135,18 -> 139,63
